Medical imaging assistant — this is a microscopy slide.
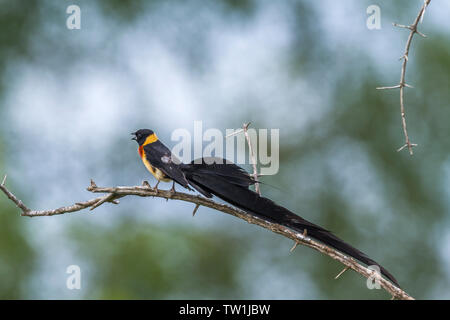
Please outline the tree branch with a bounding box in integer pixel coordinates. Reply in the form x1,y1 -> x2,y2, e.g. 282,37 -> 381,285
243,122 -> 261,195
225,122 -> 261,195
377,0 -> 431,155
0,175 -> 413,300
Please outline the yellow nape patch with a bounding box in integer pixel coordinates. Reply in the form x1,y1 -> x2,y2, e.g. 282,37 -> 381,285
143,133 -> 158,146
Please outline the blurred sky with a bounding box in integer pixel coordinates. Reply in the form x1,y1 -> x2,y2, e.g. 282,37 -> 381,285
1,0 -> 449,299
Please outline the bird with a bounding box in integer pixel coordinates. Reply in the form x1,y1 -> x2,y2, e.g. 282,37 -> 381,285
131,128 -> 400,287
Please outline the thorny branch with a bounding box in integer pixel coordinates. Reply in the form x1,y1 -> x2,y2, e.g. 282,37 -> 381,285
0,174 -> 413,300
377,0 -> 431,155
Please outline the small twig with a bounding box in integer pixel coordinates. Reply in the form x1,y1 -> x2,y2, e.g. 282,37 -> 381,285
290,241 -> 299,252
142,180 -> 152,188
335,266 -> 350,280
377,0 -> 431,155
376,85 -> 401,90
392,23 -> 410,30
90,193 -> 117,211
226,123 -> 261,195
242,122 -> 261,195
397,143 -> 418,152
225,128 -> 244,138
290,229 -> 307,252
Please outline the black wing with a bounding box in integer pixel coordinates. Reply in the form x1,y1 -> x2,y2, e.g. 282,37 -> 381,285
143,141 -> 191,189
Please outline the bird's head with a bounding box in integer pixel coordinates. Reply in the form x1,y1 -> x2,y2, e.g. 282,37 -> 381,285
131,129 -> 155,146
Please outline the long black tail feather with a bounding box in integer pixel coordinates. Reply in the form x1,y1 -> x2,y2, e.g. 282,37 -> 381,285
181,158 -> 400,288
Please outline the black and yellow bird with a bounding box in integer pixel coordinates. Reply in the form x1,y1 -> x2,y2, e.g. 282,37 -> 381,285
132,129 -> 191,192
131,128 -> 400,287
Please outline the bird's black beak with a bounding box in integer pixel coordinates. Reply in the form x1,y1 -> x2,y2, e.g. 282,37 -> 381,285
131,132 -> 137,141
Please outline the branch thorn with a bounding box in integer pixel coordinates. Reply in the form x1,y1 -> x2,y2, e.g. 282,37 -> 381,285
192,203 -> 200,217
290,241 -> 300,252
416,30 -> 427,38
335,266 -> 350,279
397,143 -> 418,153
379,0 -> 431,154
225,128 -> 244,138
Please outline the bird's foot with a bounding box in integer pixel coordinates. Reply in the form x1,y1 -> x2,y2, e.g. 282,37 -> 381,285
153,181 -> 160,194
169,182 -> 176,195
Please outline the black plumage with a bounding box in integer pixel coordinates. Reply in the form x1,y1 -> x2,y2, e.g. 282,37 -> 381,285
143,141 -> 191,189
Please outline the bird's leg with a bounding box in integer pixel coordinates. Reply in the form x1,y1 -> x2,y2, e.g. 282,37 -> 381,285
170,181 -> 176,194
153,180 -> 160,194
